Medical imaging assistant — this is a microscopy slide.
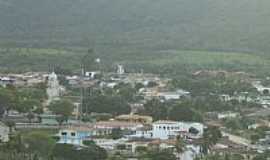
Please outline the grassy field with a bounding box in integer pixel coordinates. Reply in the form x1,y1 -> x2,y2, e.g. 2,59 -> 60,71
0,47 -> 269,76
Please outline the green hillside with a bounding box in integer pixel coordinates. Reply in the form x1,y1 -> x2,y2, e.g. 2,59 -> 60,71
1,48 -> 269,76
0,0 -> 270,53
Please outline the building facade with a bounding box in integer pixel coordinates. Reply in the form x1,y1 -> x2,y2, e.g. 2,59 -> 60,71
0,122 -> 9,142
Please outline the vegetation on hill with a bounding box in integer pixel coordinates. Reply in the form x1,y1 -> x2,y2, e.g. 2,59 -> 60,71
1,0 -> 270,54
1,47 -> 270,77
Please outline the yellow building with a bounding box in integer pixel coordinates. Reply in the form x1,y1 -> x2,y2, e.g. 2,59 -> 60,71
115,114 -> 153,124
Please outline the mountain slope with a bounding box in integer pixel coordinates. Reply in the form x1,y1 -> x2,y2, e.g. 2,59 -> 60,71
0,0 -> 270,52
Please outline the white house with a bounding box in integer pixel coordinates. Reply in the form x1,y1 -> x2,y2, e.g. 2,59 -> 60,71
217,112 -> 240,119
0,77 -> 15,87
85,71 -> 99,79
152,121 -> 203,140
158,89 -> 190,101
57,126 -> 92,146
0,122 -> 9,142
130,120 -> 204,140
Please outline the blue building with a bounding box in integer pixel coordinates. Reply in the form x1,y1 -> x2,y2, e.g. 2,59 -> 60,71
58,126 -> 92,146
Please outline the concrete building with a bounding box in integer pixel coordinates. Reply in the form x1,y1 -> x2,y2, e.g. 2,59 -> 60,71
85,71 -> 100,79
217,112 -> 240,119
152,121 -> 204,140
0,77 -> 15,87
158,89 -> 190,101
0,122 -> 9,142
130,120 -> 204,140
46,72 -> 65,105
115,114 -> 153,124
57,126 -> 92,146
94,121 -> 143,132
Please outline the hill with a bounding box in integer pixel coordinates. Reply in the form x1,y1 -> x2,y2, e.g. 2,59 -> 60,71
0,0 -> 270,53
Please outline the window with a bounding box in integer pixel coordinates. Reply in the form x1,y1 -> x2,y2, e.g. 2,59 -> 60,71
61,132 -> 67,136
71,132 -> 76,136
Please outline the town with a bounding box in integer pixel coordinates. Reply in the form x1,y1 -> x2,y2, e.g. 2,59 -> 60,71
1,61 -> 270,160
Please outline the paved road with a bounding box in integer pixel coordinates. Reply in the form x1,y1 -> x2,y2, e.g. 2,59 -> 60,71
247,108 -> 270,117
222,131 -> 251,147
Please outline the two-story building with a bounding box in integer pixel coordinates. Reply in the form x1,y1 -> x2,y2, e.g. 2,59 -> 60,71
129,120 -> 204,140
152,121 -> 204,140
57,126 -> 92,146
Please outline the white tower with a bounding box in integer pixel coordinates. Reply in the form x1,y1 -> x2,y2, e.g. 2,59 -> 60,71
117,65 -> 125,75
46,72 -> 63,105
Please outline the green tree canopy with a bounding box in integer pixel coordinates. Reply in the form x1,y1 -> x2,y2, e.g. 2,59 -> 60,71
52,143 -> 107,160
168,103 -> 203,122
48,99 -> 74,125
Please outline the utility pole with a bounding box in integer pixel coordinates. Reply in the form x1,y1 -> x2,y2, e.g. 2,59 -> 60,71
79,62 -> 85,121
79,48 -> 97,121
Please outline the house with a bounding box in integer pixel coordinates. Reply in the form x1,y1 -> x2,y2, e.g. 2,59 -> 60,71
217,112 -> 240,120
92,120 -> 144,137
129,103 -> 144,114
0,122 -> 9,142
151,120 -> 204,140
130,120 -> 204,140
93,138 -> 127,151
94,121 -> 143,132
115,114 -> 153,124
66,75 -> 79,86
158,89 -> 190,101
129,125 -> 153,139
85,71 -> 100,79
219,93 -> 253,103
0,77 -> 15,87
212,137 -> 256,159
57,125 -> 93,146
257,131 -> 270,151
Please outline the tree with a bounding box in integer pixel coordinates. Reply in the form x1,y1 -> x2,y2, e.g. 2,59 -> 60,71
116,83 -> 136,102
201,126 -> 222,155
26,112 -> 35,123
139,149 -> 176,160
175,136 -> 186,155
23,132 -> 56,159
52,143 -> 107,160
135,83 -> 144,91
253,150 -> 270,160
0,87 -> 17,113
135,146 -> 148,154
168,103 -> 203,122
108,154 -> 126,160
48,100 -> 74,125
140,99 -> 168,121
85,94 -> 130,116
33,107 -> 44,123
4,120 -> 15,133
111,128 -> 123,140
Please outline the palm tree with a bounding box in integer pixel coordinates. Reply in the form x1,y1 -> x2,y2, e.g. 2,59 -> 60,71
175,136 -> 186,160
201,126 -> 222,155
